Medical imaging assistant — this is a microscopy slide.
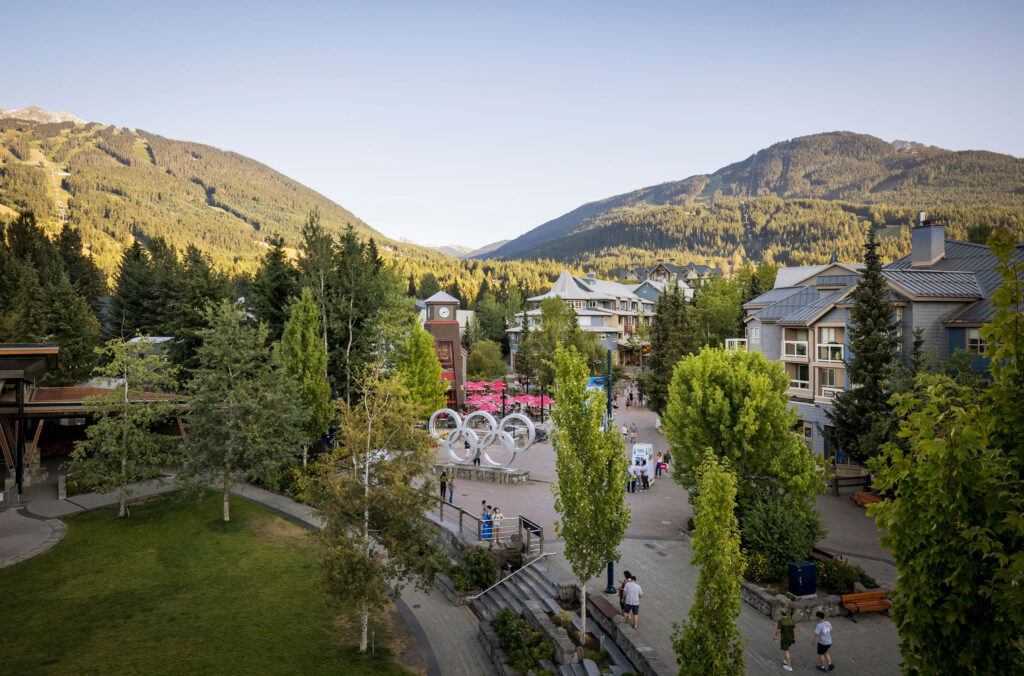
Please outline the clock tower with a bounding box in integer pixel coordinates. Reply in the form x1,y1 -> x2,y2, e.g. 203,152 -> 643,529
423,291 -> 466,409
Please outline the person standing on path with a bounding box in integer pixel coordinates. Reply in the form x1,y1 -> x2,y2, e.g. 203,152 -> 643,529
640,460 -> 650,490
492,507 -> 504,540
621,424 -> 629,444
774,608 -> 796,671
439,471 -> 447,499
616,569 -> 632,614
482,504 -> 493,540
447,476 -> 454,503
812,611 -> 834,671
654,452 -> 664,478
622,576 -> 643,628
629,422 -> 638,444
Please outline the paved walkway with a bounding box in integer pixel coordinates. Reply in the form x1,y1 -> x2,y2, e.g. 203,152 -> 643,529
1,474 -> 492,676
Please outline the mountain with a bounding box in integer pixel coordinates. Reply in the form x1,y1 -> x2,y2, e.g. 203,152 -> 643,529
0,106 -> 84,124
0,111 -> 426,274
478,131 -> 1024,267
435,244 -> 473,258
465,239 -> 510,258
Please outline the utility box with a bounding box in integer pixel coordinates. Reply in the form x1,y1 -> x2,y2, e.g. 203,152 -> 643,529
788,561 -> 816,597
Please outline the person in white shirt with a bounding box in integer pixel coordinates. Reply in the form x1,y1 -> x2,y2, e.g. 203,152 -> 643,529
621,576 -> 643,628
812,611 -> 834,671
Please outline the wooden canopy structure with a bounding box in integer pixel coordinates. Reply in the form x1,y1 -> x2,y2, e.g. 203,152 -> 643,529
0,344 -> 59,494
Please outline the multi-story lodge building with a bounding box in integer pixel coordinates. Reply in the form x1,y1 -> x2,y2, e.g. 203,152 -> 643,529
741,217 -> 1023,462
508,270 -> 657,368
620,259 -> 721,286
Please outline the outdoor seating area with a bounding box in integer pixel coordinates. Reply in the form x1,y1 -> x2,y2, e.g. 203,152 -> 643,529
464,380 -> 555,421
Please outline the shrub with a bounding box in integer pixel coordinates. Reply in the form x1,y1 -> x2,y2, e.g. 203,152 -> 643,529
551,610 -> 573,633
450,569 -> 473,593
464,547 -> 498,590
507,552 -> 523,572
815,558 -> 862,594
686,517 -> 695,532
743,550 -> 777,583
741,495 -> 826,575
491,608 -> 554,673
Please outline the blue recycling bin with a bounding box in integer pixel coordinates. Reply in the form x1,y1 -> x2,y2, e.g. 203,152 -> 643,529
788,561 -> 816,596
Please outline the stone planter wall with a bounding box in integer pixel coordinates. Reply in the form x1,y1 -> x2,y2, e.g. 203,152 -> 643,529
478,620 -> 520,676
433,572 -> 476,607
521,599 -> 579,665
740,580 -> 845,622
434,463 -> 530,484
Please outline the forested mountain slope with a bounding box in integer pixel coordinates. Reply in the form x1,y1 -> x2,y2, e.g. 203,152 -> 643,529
0,115 -> 411,273
480,132 -> 1024,267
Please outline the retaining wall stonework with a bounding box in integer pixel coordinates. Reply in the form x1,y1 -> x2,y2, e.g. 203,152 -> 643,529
586,597 -> 674,676
434,463 -> 530,484
739,581 -> 844,622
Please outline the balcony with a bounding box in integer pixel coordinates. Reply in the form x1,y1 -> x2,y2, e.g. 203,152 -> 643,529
820,386 -> 844,399
725,338 -> 747,351
789,379 -> 810,391
783,340 -> 809,359
816,343 -> 845,363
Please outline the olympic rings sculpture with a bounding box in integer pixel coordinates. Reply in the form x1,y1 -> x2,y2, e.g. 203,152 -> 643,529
428,408 -> 537,468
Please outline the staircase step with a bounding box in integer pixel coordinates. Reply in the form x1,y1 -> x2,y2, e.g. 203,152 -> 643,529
538,658 -> 557,673
582,659 -> 601,676
522,565 -> 560,597
557,666 -> 574,676
513,573 -> 551,604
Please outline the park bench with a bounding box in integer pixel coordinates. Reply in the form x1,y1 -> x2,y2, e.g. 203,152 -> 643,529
850,491 -> 881,507
589,594 -> 620,622
841,591 -> 891,621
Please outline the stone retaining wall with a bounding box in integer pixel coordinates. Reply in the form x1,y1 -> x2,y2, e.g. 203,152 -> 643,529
740,580 -> 845,622
586,596 -> 674,676
434,462 -> 530,484
433,572 -> 476,607
478,620 -> 519,676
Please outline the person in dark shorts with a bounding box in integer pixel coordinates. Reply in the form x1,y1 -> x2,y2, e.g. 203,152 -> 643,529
616,570 -> 632,613
439,471 -> 447,498
813,611 -> 834,671
622,576 -> 643,628
773,608 -> 796,671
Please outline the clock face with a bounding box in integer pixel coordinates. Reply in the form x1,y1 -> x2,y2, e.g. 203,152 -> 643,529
438,306 -> 451,318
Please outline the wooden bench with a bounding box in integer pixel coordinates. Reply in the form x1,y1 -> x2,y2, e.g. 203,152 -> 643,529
841,591 -> 891,621
850,491 -> 882,507
589,594 -> 620,621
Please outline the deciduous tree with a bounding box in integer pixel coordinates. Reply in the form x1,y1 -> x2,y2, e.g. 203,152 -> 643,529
395,319 -> 448,414
303,366 -> 445,653
673,452 -> 745,675
664,347 -> 821,509
551,345 -> 631,646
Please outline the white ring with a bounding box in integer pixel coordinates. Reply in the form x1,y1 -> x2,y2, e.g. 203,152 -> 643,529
428,408 -> 537,468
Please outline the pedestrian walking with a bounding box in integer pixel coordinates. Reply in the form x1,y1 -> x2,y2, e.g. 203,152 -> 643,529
470,440 -> 480,466
492,507 -> 504,540
447,476 -> 455,503
622,576 -> 643,628
812,611 -> 834,671
654,452 -> 664,478
629,461 -> 640,493
774,608 -> 796,671
625,397 -> 631,412
616,570 -> 632,614
621,424 -> 629,444
640,461 -> 650,490
629,422 -> 638,444
439,471 -> 447,498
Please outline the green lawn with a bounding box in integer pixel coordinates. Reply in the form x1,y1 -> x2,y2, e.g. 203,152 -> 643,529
0,493 -> 411,675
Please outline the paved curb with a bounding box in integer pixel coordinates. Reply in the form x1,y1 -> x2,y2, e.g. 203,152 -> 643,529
0,514 -> 67,568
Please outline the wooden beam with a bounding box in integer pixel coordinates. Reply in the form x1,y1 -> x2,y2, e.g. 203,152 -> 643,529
26,419 -> 43,466
176,416 -> 188,444
0,417 -> 13,470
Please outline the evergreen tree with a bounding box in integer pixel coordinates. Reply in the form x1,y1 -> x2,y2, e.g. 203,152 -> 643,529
44,274 -> 102,385
297,209 -> 335,371
67,337 -> 179,517
251,236 -> 299,342
551,345 -> 631,646
868,229 -> 1024,675
56,225 -> 107,314
406,272 -> 417,298
182,301 -> 303,521
303,366 -> 445,653
827,227 -> 899,461
642,283 -> 698,414
395,319 -> 448,414
109,241 -> 155,337
169,245 -> 229,376
417,272 -> 441,298
276,288 -> 332,467
672,452 -> 745,675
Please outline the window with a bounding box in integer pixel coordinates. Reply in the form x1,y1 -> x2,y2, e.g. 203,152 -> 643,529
747,326 -> 761,346
967,328 -> 986,354
895,307 -> 904,352
819,327 -> 837,344
590,316 -> 605,327
820,368 -> 837,387
589,300 -> 597,308
804,422 -> 813,446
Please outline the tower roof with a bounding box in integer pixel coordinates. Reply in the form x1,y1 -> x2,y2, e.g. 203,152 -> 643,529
423,291 -> 460,305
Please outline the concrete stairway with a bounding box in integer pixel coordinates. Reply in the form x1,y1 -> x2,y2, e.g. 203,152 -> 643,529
471,563 -> 562,621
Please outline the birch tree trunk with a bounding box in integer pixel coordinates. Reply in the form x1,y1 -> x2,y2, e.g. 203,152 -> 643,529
359,440 -> 371,652
223,461 -> 231,522
580,582 -> 587,652
118,454 -> 127,518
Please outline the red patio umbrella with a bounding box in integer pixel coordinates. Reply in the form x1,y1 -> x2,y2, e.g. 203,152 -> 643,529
488,380 -> 506,391
466,381 -> 487,391
476,403 -> 499,412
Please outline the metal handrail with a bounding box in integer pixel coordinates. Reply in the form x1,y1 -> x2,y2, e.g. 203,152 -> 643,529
468,552 -> 555,600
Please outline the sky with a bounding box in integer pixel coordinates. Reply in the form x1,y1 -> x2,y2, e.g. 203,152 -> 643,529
5,1 -> 1023,248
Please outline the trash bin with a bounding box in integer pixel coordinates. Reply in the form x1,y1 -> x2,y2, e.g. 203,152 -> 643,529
788,561 -> 816,596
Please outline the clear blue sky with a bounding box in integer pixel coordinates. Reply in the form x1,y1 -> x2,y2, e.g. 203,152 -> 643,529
6,1 -> 1022,248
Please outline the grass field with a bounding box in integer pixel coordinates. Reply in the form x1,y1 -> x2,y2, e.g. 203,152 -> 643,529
0,493 -> 413,675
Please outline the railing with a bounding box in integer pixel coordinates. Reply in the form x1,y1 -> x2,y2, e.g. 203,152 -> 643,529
725,338 -> 747,351
469,552 -> 554,600
520,516 -> 544,557
820,386 -> 844,399
783,340 -> 809,358
435,499 -> 536,546
816,343 -> 845,363
789,379 -> 810,390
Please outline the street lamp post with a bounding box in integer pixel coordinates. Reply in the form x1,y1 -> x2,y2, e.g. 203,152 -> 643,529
603,347 -> 617,594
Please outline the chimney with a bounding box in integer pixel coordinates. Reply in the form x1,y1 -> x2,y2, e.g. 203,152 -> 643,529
911,212 -> 945,267
669,257 -> 676,265
705,259 -> 712,268
587,272 -> 596,279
